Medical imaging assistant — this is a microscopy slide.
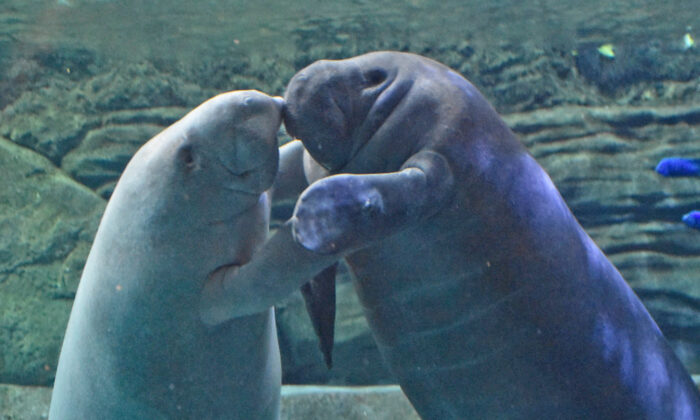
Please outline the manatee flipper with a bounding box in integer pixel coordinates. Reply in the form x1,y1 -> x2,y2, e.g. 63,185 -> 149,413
300,262 -> 338,369
200,221 -> 341,322
293,150 -> 454,254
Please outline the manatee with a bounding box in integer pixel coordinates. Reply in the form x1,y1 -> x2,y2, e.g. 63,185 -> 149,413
199,53 -> 700,419
50,91 -> 284,419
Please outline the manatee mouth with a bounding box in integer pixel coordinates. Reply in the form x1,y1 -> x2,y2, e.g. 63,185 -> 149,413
208,191 -> 267,226
336,73 -> 413,171
216,156 -> 270,197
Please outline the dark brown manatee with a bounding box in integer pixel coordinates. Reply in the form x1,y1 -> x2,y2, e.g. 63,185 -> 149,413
51,91 -> 284,419
200,52 -> 700,419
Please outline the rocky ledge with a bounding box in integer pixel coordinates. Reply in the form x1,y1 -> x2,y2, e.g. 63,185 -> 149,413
0,384 -> 419,420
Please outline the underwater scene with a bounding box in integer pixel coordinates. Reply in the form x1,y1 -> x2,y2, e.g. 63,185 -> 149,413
1,0 -> 700,418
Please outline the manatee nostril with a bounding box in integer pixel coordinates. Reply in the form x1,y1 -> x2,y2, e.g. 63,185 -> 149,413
364,68 -> 388,87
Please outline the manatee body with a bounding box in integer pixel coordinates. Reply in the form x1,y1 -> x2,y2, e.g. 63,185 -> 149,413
201,52 -> 700,419
284,52 -> 700,419
50,91 -> 284,419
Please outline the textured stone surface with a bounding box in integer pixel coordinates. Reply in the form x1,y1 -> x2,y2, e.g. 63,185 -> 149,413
0,384 -> 420,420
280,385 -> 419,420
0,88 -> 94,165
0,137 -> 105,386
61,119 -> 171,198
0,62 -> 207,165
0,384 -> 51,420
574,41 -> 700,93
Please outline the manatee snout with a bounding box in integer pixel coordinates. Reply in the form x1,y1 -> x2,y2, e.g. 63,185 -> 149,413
283,56 -> 406,174
167,90 -> 283,217
208,91 -> 284,195
284,62 -> 366,172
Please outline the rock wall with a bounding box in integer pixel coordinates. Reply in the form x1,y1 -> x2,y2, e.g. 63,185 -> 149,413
0,384 -> 421,420
0,137 -> 103,385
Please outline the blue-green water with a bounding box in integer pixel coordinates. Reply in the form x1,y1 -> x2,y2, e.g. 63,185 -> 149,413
1,0 -> 699,418
4,0 -> 699,61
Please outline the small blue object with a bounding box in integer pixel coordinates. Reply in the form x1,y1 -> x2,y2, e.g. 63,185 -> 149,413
682,211 -> 700,229
655,157 -> 700,177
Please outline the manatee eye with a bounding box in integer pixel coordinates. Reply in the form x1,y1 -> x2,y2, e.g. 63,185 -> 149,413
364,68 -> 388,87
241,94 -> 266,116
178,144 -> 196,169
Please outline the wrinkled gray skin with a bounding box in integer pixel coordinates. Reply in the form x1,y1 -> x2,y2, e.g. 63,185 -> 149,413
50,91 -> 283,420
199,53 -> 700,419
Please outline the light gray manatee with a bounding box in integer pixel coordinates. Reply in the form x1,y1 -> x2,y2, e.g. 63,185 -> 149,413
199,52 -> 700,419
50,91 -> 284,419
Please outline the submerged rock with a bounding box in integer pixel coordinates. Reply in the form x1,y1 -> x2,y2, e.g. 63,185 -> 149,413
0,383 -> 420,420
280,385 -> 419,420
0,137 -> 104,386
